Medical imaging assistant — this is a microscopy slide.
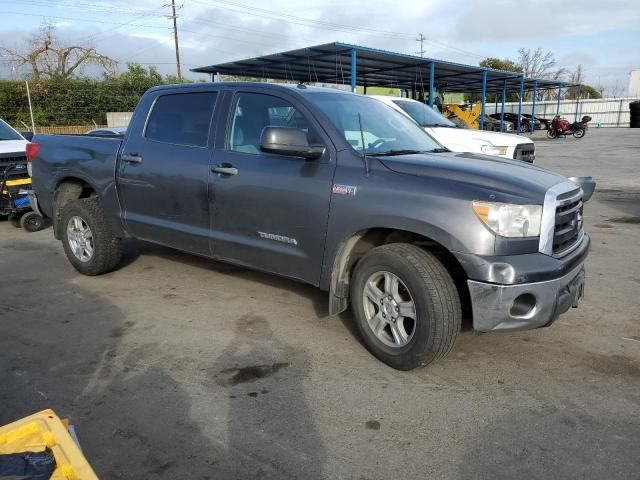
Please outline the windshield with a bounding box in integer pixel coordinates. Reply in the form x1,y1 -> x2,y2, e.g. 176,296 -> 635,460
306,92 -> 442,155
391,100 -> 457,128
0,119 -> 23,141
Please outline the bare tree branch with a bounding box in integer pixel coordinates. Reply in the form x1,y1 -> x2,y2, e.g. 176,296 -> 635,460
0,23 -> 116,81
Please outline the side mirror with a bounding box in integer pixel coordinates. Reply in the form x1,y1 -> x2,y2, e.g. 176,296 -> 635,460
568,176 -> 596,202
21,131 -> 34,142
260,126 -> 325,160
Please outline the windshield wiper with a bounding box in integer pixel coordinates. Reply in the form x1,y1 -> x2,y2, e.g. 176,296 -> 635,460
427,147 -> 450,153
367,149 -> 423,157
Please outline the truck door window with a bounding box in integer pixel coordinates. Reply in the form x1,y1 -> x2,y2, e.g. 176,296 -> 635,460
145,92 -> 217,147
227,93 -> 319,154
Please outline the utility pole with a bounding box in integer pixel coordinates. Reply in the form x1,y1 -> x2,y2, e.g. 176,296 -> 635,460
415,33 -> 426,57
169,0 -> 182,80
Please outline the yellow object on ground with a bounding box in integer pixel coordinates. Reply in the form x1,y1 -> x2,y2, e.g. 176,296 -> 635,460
4,178 -> 32,187
442,101 -> 482,129
2,176 -> 32,195
0,409 -> 98,480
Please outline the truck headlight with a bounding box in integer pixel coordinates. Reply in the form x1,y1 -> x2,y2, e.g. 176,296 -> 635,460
480,145 -> 508,156
472,201 -> 542,237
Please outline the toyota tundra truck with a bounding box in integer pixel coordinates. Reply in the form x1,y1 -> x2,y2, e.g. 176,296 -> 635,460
28,83 -> 591,370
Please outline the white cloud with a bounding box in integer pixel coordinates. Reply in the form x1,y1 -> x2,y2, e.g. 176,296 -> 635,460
1,0 -> 637,93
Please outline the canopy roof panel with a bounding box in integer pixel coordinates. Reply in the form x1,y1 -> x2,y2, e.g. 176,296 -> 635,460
192,42 -> 576,93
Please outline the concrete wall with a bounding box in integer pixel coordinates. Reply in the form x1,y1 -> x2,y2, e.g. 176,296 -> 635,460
484,97 -> 639,127
106,112 -> 133,128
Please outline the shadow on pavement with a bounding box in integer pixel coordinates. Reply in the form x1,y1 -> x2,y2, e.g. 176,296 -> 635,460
0,239 -> 326,478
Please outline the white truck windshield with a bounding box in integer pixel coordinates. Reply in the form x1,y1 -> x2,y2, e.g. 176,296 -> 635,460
392,100 -> 457,128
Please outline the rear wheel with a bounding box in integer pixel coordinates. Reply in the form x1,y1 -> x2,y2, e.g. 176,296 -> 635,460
573,128 -> 586,138
20,211 -> 45,232
350,243 -> 461,370
60,198 -> 122,275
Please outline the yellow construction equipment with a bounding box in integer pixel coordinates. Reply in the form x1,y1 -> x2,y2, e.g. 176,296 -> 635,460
0,409 -> 99,479
441,101 -> 482,129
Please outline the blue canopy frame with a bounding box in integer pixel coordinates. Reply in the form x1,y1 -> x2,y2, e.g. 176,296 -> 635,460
193,42 -> 579,133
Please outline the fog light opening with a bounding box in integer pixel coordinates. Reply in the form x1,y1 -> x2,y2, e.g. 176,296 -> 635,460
510,293 -> 537,318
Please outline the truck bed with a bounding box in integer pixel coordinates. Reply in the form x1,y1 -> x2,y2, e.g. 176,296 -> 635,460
31,134 -> 123,228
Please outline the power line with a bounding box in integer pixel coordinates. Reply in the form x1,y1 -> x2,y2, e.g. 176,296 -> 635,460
0,10 -> 169,32
13,0 -> 161,16
190,0 -> 489,60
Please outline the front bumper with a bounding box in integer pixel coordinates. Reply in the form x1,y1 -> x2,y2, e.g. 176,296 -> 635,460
468,261 -> 586,332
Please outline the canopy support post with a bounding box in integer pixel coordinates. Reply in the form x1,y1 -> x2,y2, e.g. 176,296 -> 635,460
500,79 -> 507,132
480,70 -> 487,130
428,61 -> 435,107
530,80 -> 538,133
350,49 -> 357,93
516,75 -> 524,133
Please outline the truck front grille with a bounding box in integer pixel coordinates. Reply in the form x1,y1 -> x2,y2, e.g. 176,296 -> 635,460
514,144 -> 535,163
552,189 -> 583,256
0,154 -> 27,165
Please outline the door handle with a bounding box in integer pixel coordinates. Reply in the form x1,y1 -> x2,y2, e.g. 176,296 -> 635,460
121,153 -> 143,164
212,166 -> 238,176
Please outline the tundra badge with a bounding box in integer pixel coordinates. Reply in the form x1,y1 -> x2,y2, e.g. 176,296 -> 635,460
258,232 -> 298,245
332,184 -> 357,196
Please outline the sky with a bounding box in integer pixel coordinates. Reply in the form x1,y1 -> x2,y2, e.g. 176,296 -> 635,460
0,0 -> 638,96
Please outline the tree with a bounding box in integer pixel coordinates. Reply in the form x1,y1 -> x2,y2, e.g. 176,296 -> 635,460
563,65 -> 601,99
0,23 -> 116,81
517,48 -> 558,79
479,57 -> 521,73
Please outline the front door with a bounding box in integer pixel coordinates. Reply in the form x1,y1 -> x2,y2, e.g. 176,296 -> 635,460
209,90 -> 336,285
117,89 -> 218,255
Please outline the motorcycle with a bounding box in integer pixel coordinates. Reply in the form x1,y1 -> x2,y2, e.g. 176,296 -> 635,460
547,115 -> 592,139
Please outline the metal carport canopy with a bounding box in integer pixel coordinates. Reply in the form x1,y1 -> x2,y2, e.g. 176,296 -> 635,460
191,42 -> 573,94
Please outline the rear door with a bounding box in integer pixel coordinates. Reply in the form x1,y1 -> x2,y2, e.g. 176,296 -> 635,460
208,89 -> 336,285
117,88 -> 218,255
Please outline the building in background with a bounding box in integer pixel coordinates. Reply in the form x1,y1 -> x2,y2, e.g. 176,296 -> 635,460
629,70 -> 640,98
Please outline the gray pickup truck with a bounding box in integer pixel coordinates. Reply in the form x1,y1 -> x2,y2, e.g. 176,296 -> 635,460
29,83 -> 590,370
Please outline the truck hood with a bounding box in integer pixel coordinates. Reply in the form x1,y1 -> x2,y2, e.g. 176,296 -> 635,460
425,126 -> 532,148
377,151 -> 567,201
0,139 -> 28,155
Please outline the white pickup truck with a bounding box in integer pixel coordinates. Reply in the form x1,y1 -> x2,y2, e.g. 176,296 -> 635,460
0,118 -> 28,159
371,95 -> 535,163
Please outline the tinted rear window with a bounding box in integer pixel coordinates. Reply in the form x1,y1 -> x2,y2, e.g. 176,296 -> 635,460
146,92 -> 217,147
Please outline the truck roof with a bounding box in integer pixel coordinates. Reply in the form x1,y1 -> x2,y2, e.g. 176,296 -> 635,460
146,82 -> 352,96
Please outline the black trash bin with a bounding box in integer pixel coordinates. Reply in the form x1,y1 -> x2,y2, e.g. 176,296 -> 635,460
630,101 -> 640,128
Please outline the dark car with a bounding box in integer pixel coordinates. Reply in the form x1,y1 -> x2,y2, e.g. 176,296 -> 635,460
86,126 -> 127,136
29,83 -> 591,370
482,114 -> 514,132
522,113 -> 550,130
490,112 -> 541,131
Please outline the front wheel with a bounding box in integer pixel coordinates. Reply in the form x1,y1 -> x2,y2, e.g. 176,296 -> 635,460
573,128 -> 586,138
60,198 -> 122,275
350,243 -> 461,370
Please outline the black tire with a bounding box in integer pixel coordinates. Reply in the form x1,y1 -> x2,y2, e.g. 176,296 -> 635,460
350,243 -> 461,370
573,128 -> 586,139
60,198 -> 122,275
8,215 -> 21,228
20,211 -> 45,232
